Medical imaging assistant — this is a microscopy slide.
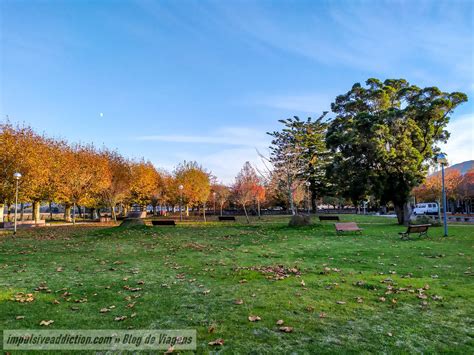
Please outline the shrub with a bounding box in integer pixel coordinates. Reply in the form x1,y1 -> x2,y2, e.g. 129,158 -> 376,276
289,214 -> 312,227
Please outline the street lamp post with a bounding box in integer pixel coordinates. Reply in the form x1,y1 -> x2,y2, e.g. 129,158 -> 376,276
305,181 -> 311,214
13,172 -> 22,235
437,153 -> 448,237
179,184 -> 184,221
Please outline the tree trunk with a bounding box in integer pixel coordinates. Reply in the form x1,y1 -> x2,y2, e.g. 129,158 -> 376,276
257,199 -> 261,219
0,203 -> 4,222
64,204 -> 71,222
220,203 -> 223,216
203,203 -> 206,222
186,205 -> 189,217
394,201 -> 412,225
72,202 -> 76,224
311,190 -> 317,213
110,204 -> 117,222
123,204 -> 129,218
242,203 -> 250,224
32,201 -> 41,223
49,202 -> 53,221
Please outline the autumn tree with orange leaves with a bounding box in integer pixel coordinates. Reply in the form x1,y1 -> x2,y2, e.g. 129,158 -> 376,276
174,161 -> 211,220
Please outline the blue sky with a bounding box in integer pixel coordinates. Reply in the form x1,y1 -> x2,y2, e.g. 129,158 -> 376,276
1,0 -> 473,182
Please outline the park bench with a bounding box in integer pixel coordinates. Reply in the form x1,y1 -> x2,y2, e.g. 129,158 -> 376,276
335,222 -> 363,234
399,224 -> 430,240
319,215 -> 340,221
151,220 -> 176,226
218,216 -> 236,222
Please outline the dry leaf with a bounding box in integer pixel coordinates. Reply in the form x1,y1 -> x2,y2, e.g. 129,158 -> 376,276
279,326 -> 293,333
276,319 -> 284,325
208,338 -> 224,346
319,312 -> 327,318
300,280 -> 306,287
40,320 -> 54,326
234,299 -> 244,305
379,297 -> 386,302
336,301 -> 346,305
114,316 -> 127,321
248,315 -> 261,322
16,316 -> 25,320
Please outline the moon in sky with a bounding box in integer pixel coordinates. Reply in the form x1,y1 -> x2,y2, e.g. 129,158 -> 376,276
99,112 -> 104,117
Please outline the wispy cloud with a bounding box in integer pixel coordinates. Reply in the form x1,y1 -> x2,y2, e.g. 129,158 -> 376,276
250,92 -> 332,113
136,126 -> 270,148
440,113 -> 474,165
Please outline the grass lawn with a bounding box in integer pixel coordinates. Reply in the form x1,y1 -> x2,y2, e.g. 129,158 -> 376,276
1,215 -> 473,353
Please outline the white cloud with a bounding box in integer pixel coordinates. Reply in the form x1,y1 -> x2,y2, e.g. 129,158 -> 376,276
253,93 -> 332,113
136,126 -> 270,148
440,113 -> 474,165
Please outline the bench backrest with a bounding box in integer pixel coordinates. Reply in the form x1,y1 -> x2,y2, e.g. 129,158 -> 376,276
335,222 -> 360,231
152,220 -> 176,225
319,216 -> 339,221
407,224 -> 430,233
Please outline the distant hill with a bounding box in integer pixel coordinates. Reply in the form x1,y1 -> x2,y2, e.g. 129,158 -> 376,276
430,160 -> 473,176
447,160 -> 474,175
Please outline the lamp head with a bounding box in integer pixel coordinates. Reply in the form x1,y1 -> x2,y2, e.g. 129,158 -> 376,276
305,181 -> 311,187
436,153 -> 448,166
13,172 -> 22,180
178,184 -> 184,190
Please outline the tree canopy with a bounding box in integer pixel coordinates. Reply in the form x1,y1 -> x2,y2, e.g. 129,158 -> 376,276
326,78 -> 467,224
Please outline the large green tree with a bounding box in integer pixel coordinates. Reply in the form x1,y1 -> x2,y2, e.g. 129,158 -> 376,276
326,78 -> 467,224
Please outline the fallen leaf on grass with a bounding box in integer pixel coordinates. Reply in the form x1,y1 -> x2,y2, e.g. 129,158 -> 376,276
13,293 -> 35,303
248,315 -> 261,322
336,301 -> 346,305
279,326 -> 293,333
355,297 -> 363,303
100,308 -> 110,313
319,312 -> 327,318
40,320 -> 54,326
208,338 -> 224,346
16,316 -> 25,320
234,299 -> 244,305
300,280 -> 306,287
379,297 -> 386,302
114,316 -> 127,321
203,290 -> 211,295
276,319 -> 284,325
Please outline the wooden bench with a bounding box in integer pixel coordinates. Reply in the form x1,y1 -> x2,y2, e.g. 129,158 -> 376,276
218,216 -> 236,221
399,224 -> 430,240
335,222 -> 363,234
319,215 -> 340,221
151,220 -> 176,226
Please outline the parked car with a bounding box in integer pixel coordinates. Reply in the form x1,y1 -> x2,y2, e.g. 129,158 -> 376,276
413,202 -> 439,215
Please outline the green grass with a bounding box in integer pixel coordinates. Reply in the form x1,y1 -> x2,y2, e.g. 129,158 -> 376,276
0,215 -> 473,353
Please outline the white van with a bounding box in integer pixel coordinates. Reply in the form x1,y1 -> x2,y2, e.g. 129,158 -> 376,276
413,202 -> 439,215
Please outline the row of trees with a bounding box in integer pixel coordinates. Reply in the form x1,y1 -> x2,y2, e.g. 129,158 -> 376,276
0,122 -> 271,223
413,168 -> 474,212
1,78 -> 468,225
